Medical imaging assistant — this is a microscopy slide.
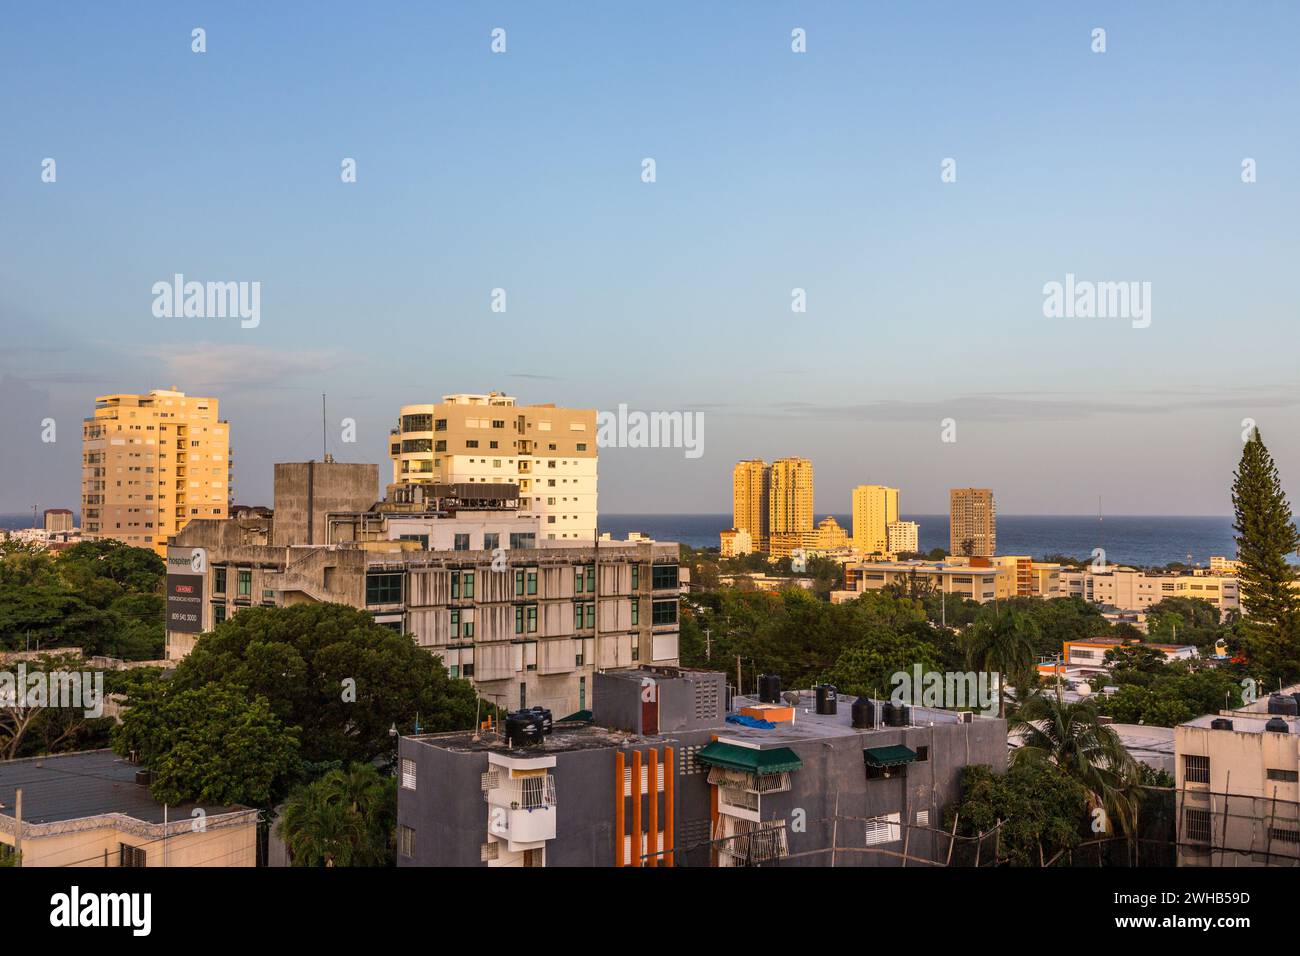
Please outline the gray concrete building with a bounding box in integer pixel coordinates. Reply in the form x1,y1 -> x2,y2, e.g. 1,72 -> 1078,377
396,666 -> 1007,867
165,461 -> 681,717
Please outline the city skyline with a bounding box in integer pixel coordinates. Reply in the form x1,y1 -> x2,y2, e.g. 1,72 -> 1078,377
4,2 -> 1299,517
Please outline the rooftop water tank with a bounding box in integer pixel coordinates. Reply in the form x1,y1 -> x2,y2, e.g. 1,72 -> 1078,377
505,711 -> 544,747
758,674 -> 782,704
1265,717 -> 1291,734
529,706 -> 554,735
1210,718 -> 1234,731
815,684 -> 838,715
851,697 -> 876,729
1268,694 -> 1299,716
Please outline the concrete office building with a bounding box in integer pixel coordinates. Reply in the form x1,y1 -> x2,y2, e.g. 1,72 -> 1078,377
851,485 -> 898,556
164,462 -> 681,716
82,388 -> 231,556
833,559 -> 1001,604
1060,567 -> 1240,618
0,750 -> 256,867
396,665 -> 1006,867
389,392 -> 597,542
949,488 -> 995,558
1175,689 -> 1300,866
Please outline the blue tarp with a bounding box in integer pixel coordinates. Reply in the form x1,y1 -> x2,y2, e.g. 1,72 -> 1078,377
726,713 -> 776,730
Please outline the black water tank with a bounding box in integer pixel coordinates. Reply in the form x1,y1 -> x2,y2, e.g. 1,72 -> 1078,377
505,711 -> 543,747
758,674 -> 782,704
1265,717 -> 1291,734
1210,718 -> 1234,730
815,684 -> 838,715
884,703 -> 909,727
851,697 -> 876,729
1268,694 -> 1298,716
529,706 -> 554,735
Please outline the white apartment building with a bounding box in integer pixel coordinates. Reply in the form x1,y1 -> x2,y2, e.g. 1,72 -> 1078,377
390,393 -> 597,542
1060,567 -> 1239,618
886,520 -> 919,554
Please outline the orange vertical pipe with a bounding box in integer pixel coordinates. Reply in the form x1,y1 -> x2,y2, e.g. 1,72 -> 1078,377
647,749 -> 659,867
663,746 -> 675,867
614,751 -> 625,867
631,750 -> 642,867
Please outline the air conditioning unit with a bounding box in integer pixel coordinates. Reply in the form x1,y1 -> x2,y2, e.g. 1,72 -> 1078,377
957,711 -> 974,724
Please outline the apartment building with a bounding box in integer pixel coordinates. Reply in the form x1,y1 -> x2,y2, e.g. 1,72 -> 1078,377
719,528 -> 753,558
0,750 -> 257,867
390,393 -> 597,542
81,388 -> 231,556
767,457 -> 814,558
731,459 -> 770,552
164,462 -> 681,717
886,520 -> 919,555
396,665 -> 1006,867
43,508 -> 74,533
1175,690 -> 1300,866
851,485 -> 898,556
1060,567 -> 1240,618
833,559 -> 1001,604
949,488 -> 995,558
990,555 -> 1062,599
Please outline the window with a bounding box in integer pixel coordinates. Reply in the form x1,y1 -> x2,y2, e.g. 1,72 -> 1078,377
515,570 -> 526,596
631,565 -> 639,590
402,438 -> 432,453
510,532 -> 536,550
237,569 -> 252,597
1269,826 -> 1300,845
119,843 -> 147,867
630,599 -> 639,626
214,567 -> 227,593
451,609 -> 461,636
1184,754 -> 1210,784
652,600 -> 677,626
435,419 -> 447,431
366,572 -> 403,605
466,440 -> 479,449
652,565 -> 679,590
401,758 -> 417,790
864,813 -> 902,846
402,414 -> 432,431
213,603 -> 226,625
527,571 -> 537,596
1185,808 -> 1211,843
462,571 -> 475,599
1267,769 -> 1299,783
516,606 -> 525,634
527,606 -> 537,633
434,440 -> 447,452
454,533 -> 470,551
915,746 -> 929,762
398,825 -> 416,858
574,602 -> 595,629
484,532 -> 500,551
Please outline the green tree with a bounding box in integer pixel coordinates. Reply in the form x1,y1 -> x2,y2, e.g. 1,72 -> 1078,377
946,762 -> 1089,867
113,677 -> 300,806
167,603 -> 479,764
276,763 -> 396,866
959,608 -> 1038,717
1231,429 -> 1300,636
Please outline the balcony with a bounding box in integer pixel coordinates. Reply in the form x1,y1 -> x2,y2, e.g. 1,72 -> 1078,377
483,774 -> 557,848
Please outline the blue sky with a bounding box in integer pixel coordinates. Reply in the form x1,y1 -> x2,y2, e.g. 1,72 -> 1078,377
2,1 -> 1298,517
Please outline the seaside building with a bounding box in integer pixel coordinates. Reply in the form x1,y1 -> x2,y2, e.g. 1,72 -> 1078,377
886,520 -> 919,555
833,559 -> 1001,604
851,485 -> 898,556
0,750 -> 257,867
731,460 -> 769,553
767,457 -> 814,558
814,515 -> 849,550
389,392 -> 597,542
1060,567 -> 1240,619
990,555 -> 1062,599
949,488 -> 996,558
719,528 -> 753,558
395,665 -> 1006,867
164,460 -> 681,717
43,509 -> 74,533
81,388 -> 231,556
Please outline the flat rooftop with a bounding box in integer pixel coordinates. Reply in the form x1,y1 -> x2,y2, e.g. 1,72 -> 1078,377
1182,713 -> 1300,734
0,750 -> 248,826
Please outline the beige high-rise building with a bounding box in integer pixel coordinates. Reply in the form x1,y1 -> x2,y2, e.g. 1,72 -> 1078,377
731,459 -> 769,552
851,485 -> 898,555
767,457 -> 814,557
886,519 -> 919,555
950,488 -> 996,557
81,389 -> 231,556
390,393 -> 597,542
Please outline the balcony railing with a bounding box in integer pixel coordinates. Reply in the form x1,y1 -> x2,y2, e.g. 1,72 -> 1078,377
484,774 -> 556,811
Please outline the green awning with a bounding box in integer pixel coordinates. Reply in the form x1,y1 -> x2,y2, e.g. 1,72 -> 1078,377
864,745 -> 918,768
697,742 -> 803,774
559,709 -> 593,723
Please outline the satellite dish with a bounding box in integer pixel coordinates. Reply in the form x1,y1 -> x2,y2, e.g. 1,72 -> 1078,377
1076,682 -> 1092,697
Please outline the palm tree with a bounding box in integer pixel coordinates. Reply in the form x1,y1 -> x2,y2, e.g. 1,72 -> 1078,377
1010,691 -> 1143,843
276,785 -> 366,867
959,608 -> 1037,717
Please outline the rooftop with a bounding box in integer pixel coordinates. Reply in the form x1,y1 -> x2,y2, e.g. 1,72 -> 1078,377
0,749 -> 249,827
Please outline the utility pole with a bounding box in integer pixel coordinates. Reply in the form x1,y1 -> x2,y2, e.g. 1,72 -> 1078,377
704,627 -> 711,661
13,789 -> 21,867
736,655 -> 742,698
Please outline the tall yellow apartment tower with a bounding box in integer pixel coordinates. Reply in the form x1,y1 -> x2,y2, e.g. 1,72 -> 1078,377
390,392 -> 598,541
767,457 -> 814,557
950,487 -> 996,557
81,389 -> 231,556
731,459 -> 770,552
851,485 -> 899,555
